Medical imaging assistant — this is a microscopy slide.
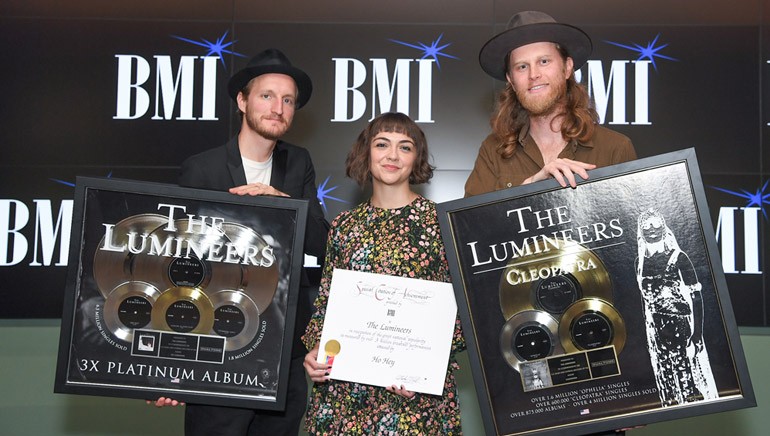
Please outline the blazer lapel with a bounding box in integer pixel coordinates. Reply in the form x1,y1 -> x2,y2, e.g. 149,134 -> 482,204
271,141 -> 287,190
226,136 -> 248,186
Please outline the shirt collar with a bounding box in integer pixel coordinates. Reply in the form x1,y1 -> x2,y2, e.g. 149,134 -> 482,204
517,122 -> 595,154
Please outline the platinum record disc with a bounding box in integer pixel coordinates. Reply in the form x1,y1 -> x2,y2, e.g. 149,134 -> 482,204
103,280 -> 161,342
221,222 -> 279,313
132,219 -> 242,295
210,289 -> 261,352
500,310 -> 563,372
93,214 -> 167,298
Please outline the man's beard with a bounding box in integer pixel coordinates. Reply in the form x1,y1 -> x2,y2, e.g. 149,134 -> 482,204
516,79 -> 567,117
245,113 -> 290,140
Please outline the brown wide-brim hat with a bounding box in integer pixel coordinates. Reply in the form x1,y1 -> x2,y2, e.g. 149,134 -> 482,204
227,48 -> 313,109
479,11 -> 592,81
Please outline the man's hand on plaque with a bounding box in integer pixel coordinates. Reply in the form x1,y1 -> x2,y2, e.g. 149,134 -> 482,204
146,396 -> 185,407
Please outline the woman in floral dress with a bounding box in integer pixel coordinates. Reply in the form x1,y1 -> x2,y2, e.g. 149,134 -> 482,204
302,112 -> 464,435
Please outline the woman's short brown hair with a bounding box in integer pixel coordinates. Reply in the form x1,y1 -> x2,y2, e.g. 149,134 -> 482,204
345,112 -> 435,186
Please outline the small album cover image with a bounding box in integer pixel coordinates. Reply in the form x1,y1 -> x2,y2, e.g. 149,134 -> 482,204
137,335 -> 156,352
520,360 -> 552,392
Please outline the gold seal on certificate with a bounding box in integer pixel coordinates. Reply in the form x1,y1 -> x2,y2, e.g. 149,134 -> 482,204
499,239 -> 613,320
558,298 -> 626,354
323,339 -> 341,366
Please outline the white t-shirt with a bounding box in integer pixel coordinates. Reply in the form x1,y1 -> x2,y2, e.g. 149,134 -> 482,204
242,154 -> 273,185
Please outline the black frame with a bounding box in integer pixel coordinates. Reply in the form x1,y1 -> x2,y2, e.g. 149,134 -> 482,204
54,176 -> 308,410
437,149 -> 755,435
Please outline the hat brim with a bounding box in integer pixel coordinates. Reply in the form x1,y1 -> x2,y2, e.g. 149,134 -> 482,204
227,64 -> 313,109
479,23 -> 592,81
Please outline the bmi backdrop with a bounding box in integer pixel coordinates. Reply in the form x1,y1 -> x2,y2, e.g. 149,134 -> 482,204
1,0 -> 769,326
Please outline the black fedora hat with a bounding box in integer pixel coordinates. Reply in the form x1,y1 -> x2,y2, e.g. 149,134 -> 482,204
227,48 -> 313,109
479,11 -> 592,81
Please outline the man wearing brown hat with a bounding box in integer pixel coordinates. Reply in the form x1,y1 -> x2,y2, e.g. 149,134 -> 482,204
467,12 -> 638,435
465,10 -> 637,196
151,48 -> 330,436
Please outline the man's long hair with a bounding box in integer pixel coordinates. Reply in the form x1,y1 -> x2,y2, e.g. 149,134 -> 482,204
491,46 -> 599,159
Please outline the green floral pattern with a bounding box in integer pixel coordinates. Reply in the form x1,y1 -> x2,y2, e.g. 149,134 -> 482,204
303,196 -> 465,435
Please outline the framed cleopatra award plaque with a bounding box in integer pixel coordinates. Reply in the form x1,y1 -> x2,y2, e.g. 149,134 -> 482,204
54,176 -> 308,410
437,149 -> 755,435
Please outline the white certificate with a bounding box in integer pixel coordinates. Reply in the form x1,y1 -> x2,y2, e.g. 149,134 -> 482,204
316,268 -> 457,395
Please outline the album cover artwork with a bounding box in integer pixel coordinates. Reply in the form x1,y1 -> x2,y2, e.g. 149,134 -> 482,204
54,177 -> 308,410
437,149 -> 755,435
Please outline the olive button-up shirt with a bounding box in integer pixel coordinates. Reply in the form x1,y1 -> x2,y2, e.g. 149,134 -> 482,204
464,124 -> 637,197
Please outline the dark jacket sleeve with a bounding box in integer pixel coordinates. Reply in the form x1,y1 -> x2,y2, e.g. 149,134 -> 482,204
178,156 -> 206,189
178,145 -> 233,191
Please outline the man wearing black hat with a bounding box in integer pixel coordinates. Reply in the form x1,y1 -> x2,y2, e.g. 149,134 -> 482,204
152,48 -> 329,436
465,11 -> 637,196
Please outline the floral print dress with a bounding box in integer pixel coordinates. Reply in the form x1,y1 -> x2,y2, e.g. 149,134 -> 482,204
302,196 -> 465,435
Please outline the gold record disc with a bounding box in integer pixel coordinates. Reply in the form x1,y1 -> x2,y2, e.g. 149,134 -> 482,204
221,222 -> 279,314
499,238 -> 613,320
132,219 -> 243,297
209,289 -> 260,351
559,298 -> 626,355
93,214 -> 168,298
151,286 -> 215,334
102,280 -> 161,342
499,310 -> 563,372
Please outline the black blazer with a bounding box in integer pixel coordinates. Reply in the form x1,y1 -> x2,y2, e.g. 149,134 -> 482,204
178,135 -> 330,355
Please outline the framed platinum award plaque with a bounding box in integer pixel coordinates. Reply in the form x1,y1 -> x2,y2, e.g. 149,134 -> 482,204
437,149 -> 755,435
54,177 -> 308,410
